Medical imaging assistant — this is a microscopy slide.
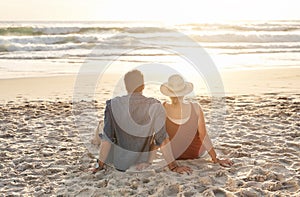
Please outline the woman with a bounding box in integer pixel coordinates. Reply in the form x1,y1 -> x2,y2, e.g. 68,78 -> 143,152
160,74 -> 233,167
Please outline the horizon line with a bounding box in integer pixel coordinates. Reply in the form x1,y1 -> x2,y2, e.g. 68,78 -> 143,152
1,19 -> 300,23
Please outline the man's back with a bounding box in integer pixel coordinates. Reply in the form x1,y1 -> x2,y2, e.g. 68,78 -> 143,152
101,93 -> 167,171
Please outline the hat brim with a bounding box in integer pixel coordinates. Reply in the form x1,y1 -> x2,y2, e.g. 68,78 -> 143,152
160,82 -> 193,97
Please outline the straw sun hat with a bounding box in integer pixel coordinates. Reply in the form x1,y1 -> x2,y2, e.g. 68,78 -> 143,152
160,74 -> 193,97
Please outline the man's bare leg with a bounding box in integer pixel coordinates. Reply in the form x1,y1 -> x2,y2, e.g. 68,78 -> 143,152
91,122 -> 102,145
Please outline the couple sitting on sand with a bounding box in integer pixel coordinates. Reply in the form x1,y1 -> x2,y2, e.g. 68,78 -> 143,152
92,70 -> 232,174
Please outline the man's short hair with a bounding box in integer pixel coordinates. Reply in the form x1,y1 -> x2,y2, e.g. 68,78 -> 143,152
124,70 -> 144,93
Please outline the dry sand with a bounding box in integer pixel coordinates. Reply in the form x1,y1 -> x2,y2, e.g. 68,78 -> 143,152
0,68 -> 299,196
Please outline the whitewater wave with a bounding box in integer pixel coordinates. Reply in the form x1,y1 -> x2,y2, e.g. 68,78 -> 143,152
0,26 -> 173,36
192,33 -> 300,43
1,21 -> 300,62
1,34 -> 300,53
0,42 -> 95,52
0,51 -> 172,60
204,43 -> 300,50
0,34 -> 146,52
181,21 -> 300,32
222,49 -> 300,55
0,35 -> 99,45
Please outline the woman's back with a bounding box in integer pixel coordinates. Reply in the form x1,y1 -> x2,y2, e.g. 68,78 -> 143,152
164,102 -> 202,159
160,74 -> 233,167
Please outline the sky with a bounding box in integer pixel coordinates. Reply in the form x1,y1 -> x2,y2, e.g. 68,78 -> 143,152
0,0 -> 299,22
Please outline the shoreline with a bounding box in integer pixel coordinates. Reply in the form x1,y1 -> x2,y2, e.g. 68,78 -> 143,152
0,67 -> 299,103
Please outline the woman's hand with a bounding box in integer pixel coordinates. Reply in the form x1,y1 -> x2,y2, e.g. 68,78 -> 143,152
214,158 -> 233,167
168,161 -> 192,174
171,165 -> 193,175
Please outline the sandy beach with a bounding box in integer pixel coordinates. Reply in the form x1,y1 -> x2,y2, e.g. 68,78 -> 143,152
0,68 -> 299,196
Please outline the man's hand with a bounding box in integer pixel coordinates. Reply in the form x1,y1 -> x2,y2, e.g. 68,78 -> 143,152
91,166 -> 105,174
135,162 -> 150,171
92,159 -> 105,174
171,165 -> 192,174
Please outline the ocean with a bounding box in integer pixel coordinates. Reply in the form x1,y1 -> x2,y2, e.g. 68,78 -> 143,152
0,20 -> 300,79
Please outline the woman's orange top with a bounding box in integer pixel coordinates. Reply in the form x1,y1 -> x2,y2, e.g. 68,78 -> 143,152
165,103 -> 202,160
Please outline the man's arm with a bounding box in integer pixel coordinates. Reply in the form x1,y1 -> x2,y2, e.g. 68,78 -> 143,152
96,140 -> 111,169
93,100 -> 115,173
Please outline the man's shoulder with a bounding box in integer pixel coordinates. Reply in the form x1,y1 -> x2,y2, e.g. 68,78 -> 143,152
105,99 -> 112,105
144,96 -> 161,105
107,95 -> 126,103
111,94 -> 161,104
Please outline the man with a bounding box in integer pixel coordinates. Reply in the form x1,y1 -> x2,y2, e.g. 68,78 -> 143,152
92,70 -> 191,174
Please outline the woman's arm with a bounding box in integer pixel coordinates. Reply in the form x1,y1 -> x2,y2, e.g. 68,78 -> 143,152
160,138 -> 192,174
196,104 -> 217,161
196,103 -> 233,167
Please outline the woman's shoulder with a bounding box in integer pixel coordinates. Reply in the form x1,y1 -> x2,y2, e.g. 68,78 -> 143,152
162,101 -> 169,108
190,101 -> 204,117
190,101 -> 201,110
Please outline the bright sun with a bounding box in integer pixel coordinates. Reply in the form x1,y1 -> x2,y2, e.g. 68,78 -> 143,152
0,0 -> 299,21
91,0 -> 299,23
